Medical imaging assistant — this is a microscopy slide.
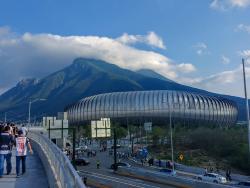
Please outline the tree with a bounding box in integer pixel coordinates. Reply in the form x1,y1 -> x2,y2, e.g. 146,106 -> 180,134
151,126 -> 166,146
115,126 -> 127,139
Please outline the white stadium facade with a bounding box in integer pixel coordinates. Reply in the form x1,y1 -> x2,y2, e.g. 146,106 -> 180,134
67,90 -> 238,126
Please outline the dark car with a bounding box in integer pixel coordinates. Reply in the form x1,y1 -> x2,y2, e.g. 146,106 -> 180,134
75,157 -> 90,166
111,144 -> 121,149
159,168 -> 176,175
110,162 -> 131,169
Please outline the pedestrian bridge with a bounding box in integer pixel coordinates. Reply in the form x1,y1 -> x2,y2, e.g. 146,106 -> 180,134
0,129 -> 85,188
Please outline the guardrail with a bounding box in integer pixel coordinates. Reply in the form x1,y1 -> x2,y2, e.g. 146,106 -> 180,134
29,131 -> 85,188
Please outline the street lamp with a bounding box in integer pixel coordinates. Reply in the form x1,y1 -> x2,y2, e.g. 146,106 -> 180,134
163,97 -> 177,173
28,98 -> 46,127
168,102 -> 178,173
242,58 -> 250,153
4,112 -> 7,123
169,105 -> 175,172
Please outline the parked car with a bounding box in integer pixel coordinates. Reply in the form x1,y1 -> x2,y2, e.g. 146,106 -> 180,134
159,168 -> 176,176
110,162 -> 131,169
75,157 -> 90,166
236,181 -> 250,187
111,144 -> 121,149
197,173 -> 227,184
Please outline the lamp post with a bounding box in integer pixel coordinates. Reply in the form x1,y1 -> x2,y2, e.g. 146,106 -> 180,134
28,98 -> 46,127
163,97 -> 176,173
169,105 -> 175,172
4,112 -> 7,123
242,58 -> 250,153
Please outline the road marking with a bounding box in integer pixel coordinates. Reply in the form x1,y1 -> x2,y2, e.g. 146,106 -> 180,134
80,172 -> 144,188
78,170 -> 161,188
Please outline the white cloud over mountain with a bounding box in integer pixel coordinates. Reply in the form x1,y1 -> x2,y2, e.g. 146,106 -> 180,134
116,31 -> 166,49
0,27 -> 192,93
0,27 -> 249,97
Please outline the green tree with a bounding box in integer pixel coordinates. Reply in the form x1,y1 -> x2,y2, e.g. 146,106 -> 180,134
116,126 -> 127,139
151,126 -> 166,146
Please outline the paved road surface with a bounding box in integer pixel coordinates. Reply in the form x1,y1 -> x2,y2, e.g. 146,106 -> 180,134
0,149 -> 48,188
77,148 -> 175,188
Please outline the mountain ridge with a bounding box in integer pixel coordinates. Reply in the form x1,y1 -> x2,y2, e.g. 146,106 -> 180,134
0,58 -> 248,121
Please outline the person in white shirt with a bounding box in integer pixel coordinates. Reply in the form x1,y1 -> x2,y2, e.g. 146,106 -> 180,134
15,130 -> 33,177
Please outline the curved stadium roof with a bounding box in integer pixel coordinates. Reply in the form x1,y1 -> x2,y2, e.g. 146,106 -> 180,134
67,90 -> 238,126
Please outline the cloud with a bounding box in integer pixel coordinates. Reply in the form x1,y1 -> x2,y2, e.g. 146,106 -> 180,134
181,65 -> 250,97
0,27 -> 248,97
231,0 -> 250,7
221,55 -> 230,64
176,63 -> 196,73
0,27 -> 194,94
116,31 -> 166,49
239,50 -> 250,64
236,24 -> 250,33
0,26 -> 11,36
239,50 -> 250,57
210,0 -> 250,10
193,42 -> 209,55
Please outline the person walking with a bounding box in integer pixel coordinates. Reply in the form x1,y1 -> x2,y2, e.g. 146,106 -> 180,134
15,130 -> 33,177
0,125 -> 14,177
21,125 -> 28,136
204,168 -> 208,175
96,160 -> 100,169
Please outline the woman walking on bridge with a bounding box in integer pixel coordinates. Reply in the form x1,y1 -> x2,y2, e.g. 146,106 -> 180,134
15,130 -> 33,178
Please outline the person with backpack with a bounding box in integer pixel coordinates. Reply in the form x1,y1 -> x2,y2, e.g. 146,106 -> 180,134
0,125 -> 14,177
15,130 -> 33,177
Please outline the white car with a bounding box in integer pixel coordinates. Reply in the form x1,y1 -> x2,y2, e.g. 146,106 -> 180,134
197,173 -> 227,184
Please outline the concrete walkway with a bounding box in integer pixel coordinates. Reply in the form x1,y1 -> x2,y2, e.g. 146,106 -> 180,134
0,150 -> 48,188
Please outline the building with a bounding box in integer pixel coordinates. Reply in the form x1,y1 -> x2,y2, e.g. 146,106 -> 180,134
43,112 -> 69,148
67,90 -> 238,126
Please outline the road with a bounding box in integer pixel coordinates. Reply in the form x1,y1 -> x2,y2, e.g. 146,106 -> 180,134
78,169 -> 170,188
75,140 -> 249,187
76,145 -> 175,188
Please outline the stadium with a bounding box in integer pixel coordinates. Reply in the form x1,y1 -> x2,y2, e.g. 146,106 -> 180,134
67,90 -> 238,126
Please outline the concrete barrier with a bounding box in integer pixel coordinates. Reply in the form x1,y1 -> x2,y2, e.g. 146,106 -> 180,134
29,131 -> 85,188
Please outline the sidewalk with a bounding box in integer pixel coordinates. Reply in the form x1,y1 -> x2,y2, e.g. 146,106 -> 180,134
0,150 -> 48,188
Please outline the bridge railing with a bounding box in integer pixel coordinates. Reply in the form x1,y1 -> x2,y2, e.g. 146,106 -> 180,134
29,131 -> 85,188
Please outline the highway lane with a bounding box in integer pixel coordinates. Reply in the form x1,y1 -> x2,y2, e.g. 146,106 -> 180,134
77,142 -> 244,187
76,148 -> 176,188
78,170 -> 170,188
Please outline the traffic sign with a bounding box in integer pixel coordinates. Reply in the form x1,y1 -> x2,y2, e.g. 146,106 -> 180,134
179,154 -> 184,161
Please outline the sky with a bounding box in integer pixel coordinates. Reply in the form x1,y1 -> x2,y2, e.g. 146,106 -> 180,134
0,0 -> 250,97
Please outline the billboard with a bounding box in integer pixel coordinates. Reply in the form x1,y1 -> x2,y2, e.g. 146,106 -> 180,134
43,117 -> 68,139
91,118 -> 111,138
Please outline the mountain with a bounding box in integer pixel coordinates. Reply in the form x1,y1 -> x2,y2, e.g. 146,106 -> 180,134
0,58 -> 248,121
136,69 -> 175,82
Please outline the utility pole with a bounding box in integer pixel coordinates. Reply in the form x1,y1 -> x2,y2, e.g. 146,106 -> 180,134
28,98 -> 46,128
113,127 -> 117,171
169,105 -> 175,172
242,58 -> 250,153
28,101 -> 31,127
4,112 -> 7,123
